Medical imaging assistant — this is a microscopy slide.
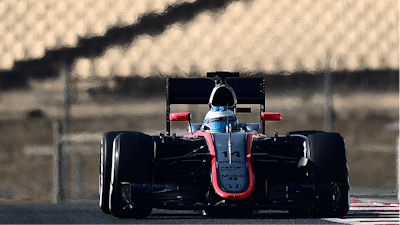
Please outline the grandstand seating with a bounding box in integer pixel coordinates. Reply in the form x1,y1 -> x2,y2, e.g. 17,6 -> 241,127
0,0 -> 398,77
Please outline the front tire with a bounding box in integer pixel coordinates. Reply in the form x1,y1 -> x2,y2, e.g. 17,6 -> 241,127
307,132 -> 350,218
109,132 -> 154,218
99,131 -> 128,214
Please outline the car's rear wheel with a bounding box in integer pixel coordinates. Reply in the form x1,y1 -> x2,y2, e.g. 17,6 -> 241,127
109,132 -> 154,218
99,131 -> 127,214
307,132 -> 349,218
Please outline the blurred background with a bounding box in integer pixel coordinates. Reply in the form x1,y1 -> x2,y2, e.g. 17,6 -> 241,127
0,0 -> 398,204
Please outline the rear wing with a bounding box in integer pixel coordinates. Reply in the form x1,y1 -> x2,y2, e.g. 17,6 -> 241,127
166,78 -> 265,135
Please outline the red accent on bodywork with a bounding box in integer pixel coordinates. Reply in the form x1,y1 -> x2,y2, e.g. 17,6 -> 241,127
184,131 -> 254,199
170,112 -> 191,121
261,112 -> 282,121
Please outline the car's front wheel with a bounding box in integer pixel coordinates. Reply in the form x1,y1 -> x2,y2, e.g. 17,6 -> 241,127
99,131 -> 128,214
307,132 -> 349,218
109,132 -> 154,218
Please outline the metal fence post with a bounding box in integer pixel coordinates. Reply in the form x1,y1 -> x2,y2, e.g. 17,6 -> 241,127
324,53 -> 334,132
53,121 -> 64,204
62,60 -> 71,137
52,60 -> 72,204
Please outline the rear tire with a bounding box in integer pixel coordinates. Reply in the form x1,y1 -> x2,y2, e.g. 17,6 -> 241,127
99,131 -> 127,214
307,132 -> 349,218
109,132 -> 154,218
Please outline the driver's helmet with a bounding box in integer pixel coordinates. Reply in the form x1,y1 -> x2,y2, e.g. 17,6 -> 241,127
203,106 -> 238,133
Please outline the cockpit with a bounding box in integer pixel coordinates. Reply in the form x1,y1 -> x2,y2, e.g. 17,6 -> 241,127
202,106 -> 238,133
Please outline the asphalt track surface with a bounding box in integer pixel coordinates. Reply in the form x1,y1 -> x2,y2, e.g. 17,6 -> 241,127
0,204 -> 337,224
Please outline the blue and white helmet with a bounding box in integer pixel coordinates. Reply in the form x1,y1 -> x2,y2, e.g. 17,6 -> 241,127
203,106 -> 238,132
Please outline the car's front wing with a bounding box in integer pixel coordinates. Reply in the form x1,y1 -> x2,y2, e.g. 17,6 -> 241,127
120,182 -> 339,211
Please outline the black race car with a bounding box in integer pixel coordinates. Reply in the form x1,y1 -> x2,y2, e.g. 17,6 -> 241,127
99,71 -> 349,218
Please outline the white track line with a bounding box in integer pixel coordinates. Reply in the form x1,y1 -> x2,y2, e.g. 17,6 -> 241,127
324,200 -> 400,224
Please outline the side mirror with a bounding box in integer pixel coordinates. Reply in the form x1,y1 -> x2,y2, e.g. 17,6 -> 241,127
261,112 -> 282,134
170,112 -> 193,134
170,112 -> 191,121
261,112 -> 282,122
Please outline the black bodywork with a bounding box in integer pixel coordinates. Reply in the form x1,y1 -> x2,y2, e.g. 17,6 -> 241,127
123,134 -> 336,210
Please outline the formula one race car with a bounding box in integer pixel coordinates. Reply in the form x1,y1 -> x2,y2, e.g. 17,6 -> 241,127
99,71 -> 349,218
